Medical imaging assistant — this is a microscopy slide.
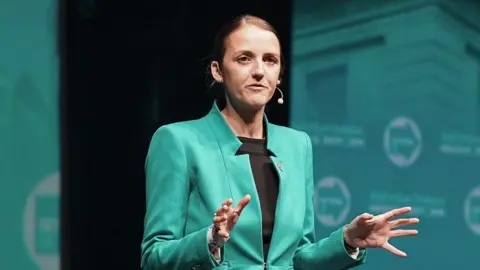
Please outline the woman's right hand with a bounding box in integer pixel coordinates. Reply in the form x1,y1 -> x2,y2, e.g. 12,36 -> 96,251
212,194 -> 251,245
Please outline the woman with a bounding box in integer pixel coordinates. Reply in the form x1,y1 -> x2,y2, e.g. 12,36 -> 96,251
140,15 -> 419,270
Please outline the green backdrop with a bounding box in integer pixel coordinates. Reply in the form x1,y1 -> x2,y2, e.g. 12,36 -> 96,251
0,0 -> 60,269
290,0 -> 480,269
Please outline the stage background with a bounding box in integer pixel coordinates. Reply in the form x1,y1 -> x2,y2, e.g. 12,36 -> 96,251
60,0 -> 292,269
0,0 -> 60,269
290,0 -> 480,269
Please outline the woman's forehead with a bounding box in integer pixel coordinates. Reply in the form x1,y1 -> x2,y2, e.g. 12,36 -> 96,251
225,24 -> 280,54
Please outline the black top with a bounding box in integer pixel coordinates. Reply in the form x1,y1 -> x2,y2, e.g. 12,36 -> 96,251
236,136 -> 279,260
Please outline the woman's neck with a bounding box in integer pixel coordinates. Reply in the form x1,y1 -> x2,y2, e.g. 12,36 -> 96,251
221,102 -> 265,139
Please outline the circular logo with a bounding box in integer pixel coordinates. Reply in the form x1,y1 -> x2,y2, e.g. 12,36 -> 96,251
383,116 -> 422,167
465,185 -> 480,236
23,172 -> 60,270
314,176 -> 351,227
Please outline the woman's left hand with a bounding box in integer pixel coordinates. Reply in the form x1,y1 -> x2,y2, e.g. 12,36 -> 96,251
343,206 -> 419,257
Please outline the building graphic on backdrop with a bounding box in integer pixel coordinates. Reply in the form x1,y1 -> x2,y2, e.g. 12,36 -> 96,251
291,0 -> 480,143
291,0 -> 480,254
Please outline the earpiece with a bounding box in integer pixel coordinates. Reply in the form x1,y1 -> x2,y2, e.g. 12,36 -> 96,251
276,87 -> 284,104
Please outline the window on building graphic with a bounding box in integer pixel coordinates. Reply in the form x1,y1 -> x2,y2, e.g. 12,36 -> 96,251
305,64 -> 347,124
464,44 -> 480,133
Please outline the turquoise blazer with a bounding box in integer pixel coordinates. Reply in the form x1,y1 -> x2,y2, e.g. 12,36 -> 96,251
141,101 -> 367,270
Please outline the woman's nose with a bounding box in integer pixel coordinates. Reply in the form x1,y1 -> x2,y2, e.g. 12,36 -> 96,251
252,62 -> 265,79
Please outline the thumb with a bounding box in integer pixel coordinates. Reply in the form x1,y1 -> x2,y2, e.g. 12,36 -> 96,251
359,213 -> 374,222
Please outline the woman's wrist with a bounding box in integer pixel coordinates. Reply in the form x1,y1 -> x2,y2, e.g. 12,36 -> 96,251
343,225 -> 358,250
344,240 -> 358,252
208,225 -> 226,253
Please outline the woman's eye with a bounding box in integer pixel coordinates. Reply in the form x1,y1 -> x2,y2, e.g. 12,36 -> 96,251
237,56 -> 249,63
265,57 -> 278,64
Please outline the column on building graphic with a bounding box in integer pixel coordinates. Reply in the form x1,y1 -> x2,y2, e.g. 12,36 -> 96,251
0,70 -> 13,149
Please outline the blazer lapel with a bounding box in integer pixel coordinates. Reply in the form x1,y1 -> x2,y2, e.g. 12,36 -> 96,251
204,101 -> 264,263
264,125 -> 290,264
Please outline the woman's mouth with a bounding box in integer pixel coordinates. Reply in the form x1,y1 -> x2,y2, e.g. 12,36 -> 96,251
246,84 -> 267,91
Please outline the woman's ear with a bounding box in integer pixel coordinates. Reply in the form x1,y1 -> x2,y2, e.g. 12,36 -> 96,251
210,61 -> 223,83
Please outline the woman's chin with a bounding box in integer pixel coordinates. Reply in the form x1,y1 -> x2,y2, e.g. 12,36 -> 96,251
231,94 -> 271,111
243,97 -> 269,110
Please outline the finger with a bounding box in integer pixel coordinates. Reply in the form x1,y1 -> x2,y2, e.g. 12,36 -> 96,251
213,214 -> 228,224
382,242 -> 407,257
390,218 -> 419,228
215,199 -> 233,216
383,207 -> 412,220
234,194 -> 251,215
215,205 -> 228,217
217,229 -> 230,239
222,198 -> 233,207
390,229 -> 418,238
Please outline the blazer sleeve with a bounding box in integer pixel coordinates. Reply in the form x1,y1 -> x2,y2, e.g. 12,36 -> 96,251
140,126 -> 219,269
293,132 -> 367,270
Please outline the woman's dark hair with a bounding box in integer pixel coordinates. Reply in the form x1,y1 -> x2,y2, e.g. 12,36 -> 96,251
207,14 -> 285,101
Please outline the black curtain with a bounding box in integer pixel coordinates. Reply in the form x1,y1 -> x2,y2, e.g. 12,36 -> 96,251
61,0 -> 291,269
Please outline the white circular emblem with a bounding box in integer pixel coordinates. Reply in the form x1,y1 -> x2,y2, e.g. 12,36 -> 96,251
465,185 -> 480,236
314,176 -> 351,227
23,172 -> 60,270
384,116 -> 422,167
